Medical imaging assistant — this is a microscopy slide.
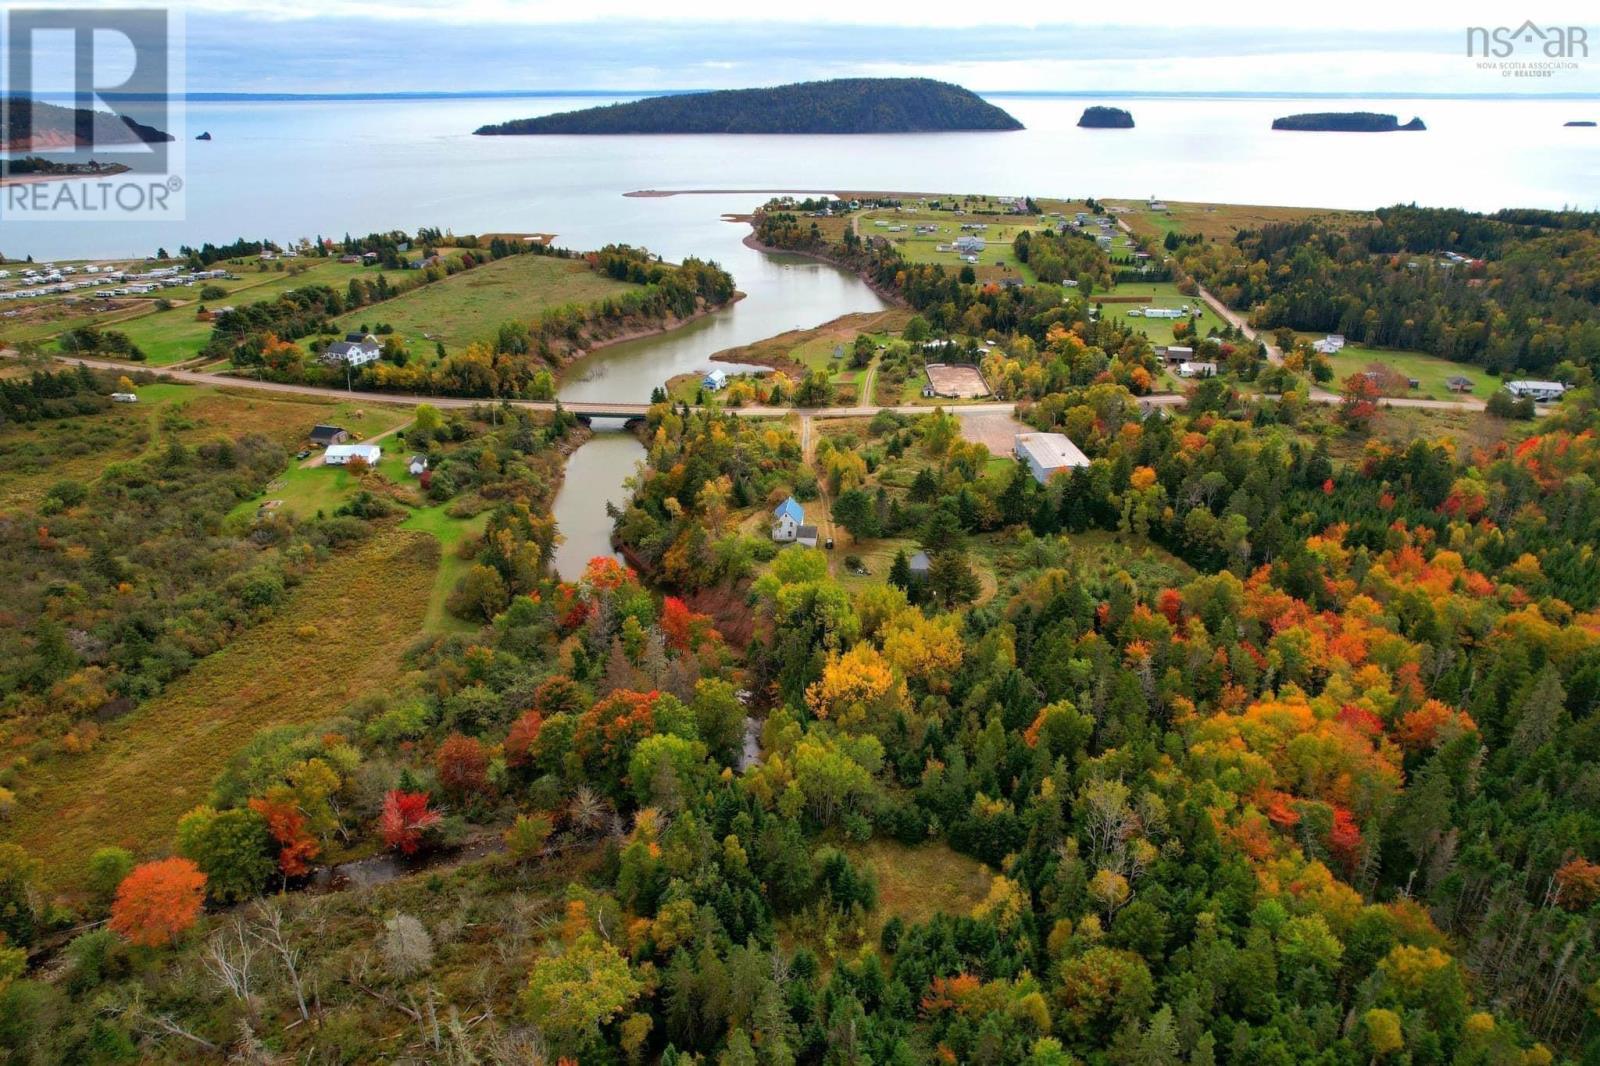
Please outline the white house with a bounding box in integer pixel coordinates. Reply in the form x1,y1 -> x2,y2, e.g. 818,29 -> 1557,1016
1505,380 -> 1568,403
772,496 -> 805,542
324,443 -> 381,466
1312,334 -> 1346,354
322,331 -> 382,367
1014,432 -> 1090,485
1177,361 -> 1218,379
702,368 -> 728,391
110,392 -> 138,403
1143,307 -> 1185,320
408,455 -> 429,476
953,235 -> 985,255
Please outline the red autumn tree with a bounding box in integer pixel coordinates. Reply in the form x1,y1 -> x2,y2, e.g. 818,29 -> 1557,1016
504,710 -> 545,768
1157,588 -> 1183,626
381,790 -> 441,855
1338,372 -> 1381,428
435,734 -> 489,796
248,795 -> 320,877
109,858 -> 207,947
1554,857 -> 1600,911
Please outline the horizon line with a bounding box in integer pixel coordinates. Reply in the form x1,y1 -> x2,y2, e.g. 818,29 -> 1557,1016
14,88 -> 1600,103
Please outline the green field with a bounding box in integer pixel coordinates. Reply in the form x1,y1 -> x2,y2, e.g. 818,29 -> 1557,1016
1307,338 -> 1490,400
1098,281 -> 1225,347
319,253 -> 640,358
5,258 -> 376,365
9,529 -> 439,891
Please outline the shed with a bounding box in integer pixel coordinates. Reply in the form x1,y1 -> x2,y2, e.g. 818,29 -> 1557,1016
408,455 -> 429,476
908,550 -> 931,577
310,424 -> 348,446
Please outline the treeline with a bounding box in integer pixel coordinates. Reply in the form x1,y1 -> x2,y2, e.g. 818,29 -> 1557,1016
1178,205 -> 1600,373
0,366 -> 116,423
176,238 -> 272,268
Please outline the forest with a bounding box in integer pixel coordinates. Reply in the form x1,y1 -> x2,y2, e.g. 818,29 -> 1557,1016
1173,206 -> 1600,373
3,351 -> 1600,1062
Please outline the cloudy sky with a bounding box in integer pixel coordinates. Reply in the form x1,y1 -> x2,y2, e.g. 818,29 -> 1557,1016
22,0 -> 1600,95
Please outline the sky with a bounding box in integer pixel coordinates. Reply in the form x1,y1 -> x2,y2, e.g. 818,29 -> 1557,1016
13,0 -> 1600,95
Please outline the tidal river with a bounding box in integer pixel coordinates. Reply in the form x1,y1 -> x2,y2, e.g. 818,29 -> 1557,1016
548,198 -> 889,579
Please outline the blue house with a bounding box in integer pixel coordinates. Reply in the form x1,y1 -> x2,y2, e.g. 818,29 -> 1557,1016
702,368 -> 728,391
772,496 -> 805,542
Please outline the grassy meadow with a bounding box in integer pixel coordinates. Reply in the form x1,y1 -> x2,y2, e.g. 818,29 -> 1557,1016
9,529 -> 439,892
1308,339 -> 1492,400
317,253 -> 640,360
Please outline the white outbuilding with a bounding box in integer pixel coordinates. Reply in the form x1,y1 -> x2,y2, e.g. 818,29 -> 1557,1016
324,443 -> 381,466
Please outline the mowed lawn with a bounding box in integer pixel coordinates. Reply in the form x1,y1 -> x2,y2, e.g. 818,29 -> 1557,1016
322,254 -> 640,356
1310,340 -> 1491,400
1099,281 -> 1225,346
9,530 -> 439,892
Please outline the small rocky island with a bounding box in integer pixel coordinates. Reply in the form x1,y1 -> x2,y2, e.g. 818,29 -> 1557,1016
474,77 -> 1023,135
1272,112 -> 1425,132
1077,106 -> 1134,129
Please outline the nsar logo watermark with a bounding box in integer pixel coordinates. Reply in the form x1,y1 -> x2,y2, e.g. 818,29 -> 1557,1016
1,8 -> 186,221
1466,20 -> 1589,79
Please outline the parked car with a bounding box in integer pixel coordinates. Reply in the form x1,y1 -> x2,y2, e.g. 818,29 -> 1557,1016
295,449 -> 310,460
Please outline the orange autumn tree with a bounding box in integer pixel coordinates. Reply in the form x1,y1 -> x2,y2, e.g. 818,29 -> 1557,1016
109,858 -> 206,947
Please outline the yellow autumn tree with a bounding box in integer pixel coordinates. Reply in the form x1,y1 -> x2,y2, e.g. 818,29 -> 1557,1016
805,642 -> 903,730
881,609 -> 963,690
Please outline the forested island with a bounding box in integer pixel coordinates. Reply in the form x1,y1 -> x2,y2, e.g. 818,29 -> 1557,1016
474,78 -> 1024,135
0,96 -> 172,150
1566,120 -> 1597,127
1272,111 -> 1426,132
1077,105 -> 1134,128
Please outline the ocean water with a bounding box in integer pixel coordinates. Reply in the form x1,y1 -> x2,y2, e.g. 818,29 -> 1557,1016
5,94 -> 1597,262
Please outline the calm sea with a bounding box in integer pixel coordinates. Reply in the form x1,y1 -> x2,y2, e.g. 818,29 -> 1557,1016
5,95 -> 1598,263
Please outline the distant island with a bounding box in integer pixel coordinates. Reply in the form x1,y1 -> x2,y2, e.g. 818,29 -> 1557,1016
474,78 -> 1024,135
0,96 -> 172,150
1272,112 -> 1426,132
1565,120 -> 1596,127
1078,106 -> 1134,129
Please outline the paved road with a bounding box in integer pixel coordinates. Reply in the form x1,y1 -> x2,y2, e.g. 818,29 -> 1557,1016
20,350 -> 1490,419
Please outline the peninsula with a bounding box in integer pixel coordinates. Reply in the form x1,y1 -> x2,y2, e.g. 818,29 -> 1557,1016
474,78 -> 1024,135
1078,105 -> 1134,128
1272,111 -> 1426,132
0,96 -> 172,150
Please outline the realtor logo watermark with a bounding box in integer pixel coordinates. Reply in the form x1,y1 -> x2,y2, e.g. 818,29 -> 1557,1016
2,9 -> 185,221
1467,21 -> 1589,78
